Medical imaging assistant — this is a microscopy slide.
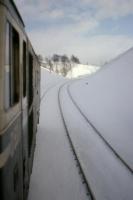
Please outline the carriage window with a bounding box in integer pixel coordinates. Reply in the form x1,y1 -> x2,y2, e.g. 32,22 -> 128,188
5,22 -> 20,109
5,23 -> 11,109
23,41 -> 26,97
11,27 -> 20,105
28,53 -> 33,107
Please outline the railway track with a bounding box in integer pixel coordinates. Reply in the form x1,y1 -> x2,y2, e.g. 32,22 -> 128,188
58,82 -> 94,200
41,80 -> 66,101
67,81 -> 133,174
41,76 -> 133,200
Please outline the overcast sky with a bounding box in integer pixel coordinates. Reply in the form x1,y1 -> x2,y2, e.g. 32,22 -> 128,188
15,0 -> 133,65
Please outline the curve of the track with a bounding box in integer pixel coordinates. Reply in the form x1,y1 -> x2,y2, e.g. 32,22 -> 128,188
66,81 -> 133,174
58,82 -> 94,200
41,80 -> 93,199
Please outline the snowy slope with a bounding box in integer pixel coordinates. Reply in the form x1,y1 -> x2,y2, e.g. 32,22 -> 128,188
60,83 -> 133,200
59,47 -> 133,199
69,47 -> 133,171
67,64 -> 99,78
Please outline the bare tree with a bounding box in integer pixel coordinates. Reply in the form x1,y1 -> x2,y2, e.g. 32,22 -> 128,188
61,55 -> 71,76
38,54 -> 43,65
52,54 -> 60,72
45,57 -> 53,72
71,55 -> 80,64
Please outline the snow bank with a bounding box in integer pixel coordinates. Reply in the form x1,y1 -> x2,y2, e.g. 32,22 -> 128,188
60,83 -> 133,200
67,64 -> 100,78
69,47 -> 133,170
59,47 -> 133,199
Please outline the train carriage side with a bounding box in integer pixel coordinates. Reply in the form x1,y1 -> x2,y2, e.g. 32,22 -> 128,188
27,40 -> 40,176
0,1 -> 40,200
0,2 -> 24,200
34,54 -> 41,125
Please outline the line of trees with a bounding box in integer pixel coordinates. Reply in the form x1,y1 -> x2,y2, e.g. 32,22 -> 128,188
38,54 -> 80,76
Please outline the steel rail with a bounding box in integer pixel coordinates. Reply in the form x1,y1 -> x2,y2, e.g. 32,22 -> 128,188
67,82 -> 133,174
58,82 -> 95,200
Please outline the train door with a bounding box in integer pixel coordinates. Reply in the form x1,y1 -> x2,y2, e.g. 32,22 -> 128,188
21,40 -> 29,199
3,21 -> 23,200
28,53 -> 34,156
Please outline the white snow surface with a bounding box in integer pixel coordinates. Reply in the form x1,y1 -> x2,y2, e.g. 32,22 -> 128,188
40,67 -> 65,98
69,48 -> 133,171
28,68 -> 89,200
60,83 -> 133,200
66,64 -> 100,78
28,48 -> 133,200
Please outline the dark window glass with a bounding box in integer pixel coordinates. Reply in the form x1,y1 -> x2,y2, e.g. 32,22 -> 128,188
11,27 -> 20,105
5,22 -> 20,109
28,53 -> 33,107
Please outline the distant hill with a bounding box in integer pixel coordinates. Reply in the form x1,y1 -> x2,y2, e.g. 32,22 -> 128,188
66,64 -> 100,78
42,61 -> 100,78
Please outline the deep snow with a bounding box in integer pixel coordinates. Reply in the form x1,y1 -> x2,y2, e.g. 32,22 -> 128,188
40,68 -> 65,98
28,69 -> 90,200
66,64 -> 99,78
60,83 -> 133,200
69,48 -> 133,171
28,48 -> 133,200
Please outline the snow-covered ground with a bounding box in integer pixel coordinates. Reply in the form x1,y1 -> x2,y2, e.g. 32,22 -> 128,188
67,64 -> 100,78
28,70 -> 90,200
28,48 -> 133,200
42,63 -> 99,79
40,68 -> 65,98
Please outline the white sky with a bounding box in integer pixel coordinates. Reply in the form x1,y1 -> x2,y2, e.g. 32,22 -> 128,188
15,0 -> 133,65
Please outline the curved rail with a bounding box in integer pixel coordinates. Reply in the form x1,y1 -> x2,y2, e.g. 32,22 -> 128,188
67,82 -> 133,174
41,80 -> 66,101
58,82 -> 95,200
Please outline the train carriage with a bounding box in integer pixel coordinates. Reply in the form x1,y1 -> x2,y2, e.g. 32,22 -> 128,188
0,1 -> 40,199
